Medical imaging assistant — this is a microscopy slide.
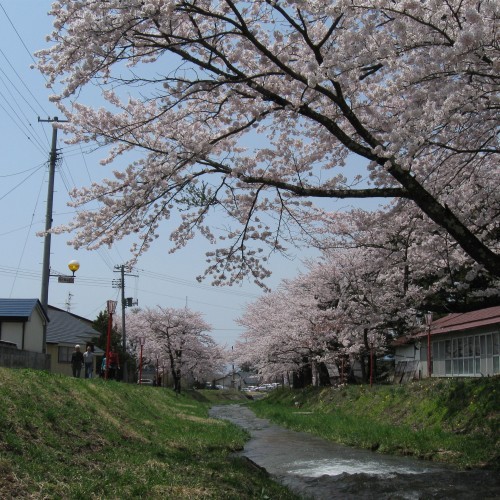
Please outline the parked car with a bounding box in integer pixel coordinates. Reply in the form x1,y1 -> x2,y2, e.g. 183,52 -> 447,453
256,383 -> 281,391
241,386 -> 258,392
137,378 -> 154,385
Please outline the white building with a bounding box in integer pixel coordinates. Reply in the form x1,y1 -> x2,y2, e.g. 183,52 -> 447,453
394,306 -> 500,380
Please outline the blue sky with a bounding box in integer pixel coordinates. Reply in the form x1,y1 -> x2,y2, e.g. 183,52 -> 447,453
0,0 -> 322,347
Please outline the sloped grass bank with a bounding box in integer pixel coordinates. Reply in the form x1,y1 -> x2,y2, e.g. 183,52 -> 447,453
0,368 -> 296,499
251,378 -> 499,470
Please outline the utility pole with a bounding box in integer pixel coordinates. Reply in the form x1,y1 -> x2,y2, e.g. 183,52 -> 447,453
113,265 -> 138,382
38,117 -> 66,353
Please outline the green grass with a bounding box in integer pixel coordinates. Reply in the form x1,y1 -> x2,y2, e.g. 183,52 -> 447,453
250,378 -> 500,470
0,368 -> 297,499
3,369 -> 497,497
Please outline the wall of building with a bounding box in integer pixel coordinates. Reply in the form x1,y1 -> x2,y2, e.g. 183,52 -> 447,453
0,313 -> 45,354
47,343 -> 73,377
0,322 -> 24,349
24,313 -> 45,353
395,327 -> 500,378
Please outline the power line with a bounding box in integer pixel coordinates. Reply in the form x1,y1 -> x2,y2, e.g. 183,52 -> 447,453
0,99 -> 46,155
0,162 -> 45,178
0,66 -> 48,129
137,268 -> 260,299
0,163 -> 46,202
135,287 -> 242,312
0,2 -> 51,115
9,169 -> 46,297
0,2 -> 40,68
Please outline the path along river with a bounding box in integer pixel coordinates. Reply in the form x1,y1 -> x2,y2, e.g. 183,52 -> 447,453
209,404 -> 500,500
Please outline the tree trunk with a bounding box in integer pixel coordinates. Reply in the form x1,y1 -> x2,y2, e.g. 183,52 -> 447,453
318,362 -> 332,386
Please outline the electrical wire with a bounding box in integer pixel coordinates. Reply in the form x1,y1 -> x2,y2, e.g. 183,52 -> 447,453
135,287 -> 243,312
0,99 -> 46,155
9,168 -> 46,296
0,2 -> 51,114
0,163 -> 45,178
137,268 -> 260,299
0,163 -> 46,202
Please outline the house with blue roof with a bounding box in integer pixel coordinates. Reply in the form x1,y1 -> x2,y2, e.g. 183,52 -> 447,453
0,298 -> 48,353
0,299 -> 102,376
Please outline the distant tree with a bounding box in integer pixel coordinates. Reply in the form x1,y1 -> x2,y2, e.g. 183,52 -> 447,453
91,310 -> 121,351
238,361 -> 254,373
126,306 -> 223,393
37,1 -> 499,287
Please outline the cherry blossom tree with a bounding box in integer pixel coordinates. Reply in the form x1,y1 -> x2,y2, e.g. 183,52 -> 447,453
237,224 -> 482,385
126,306 -> 222,392
37,1 -> 499,284
311,203 -> 500,313
235,245 -> 398,385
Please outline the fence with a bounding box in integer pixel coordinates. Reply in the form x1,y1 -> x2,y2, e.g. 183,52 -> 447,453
0,341 -> 51,371
393,360 -> 420,383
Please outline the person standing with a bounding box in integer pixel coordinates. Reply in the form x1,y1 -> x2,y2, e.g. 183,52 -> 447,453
83,345 -> 95,379
71,345 -> 84,378
108,346 -> 120,381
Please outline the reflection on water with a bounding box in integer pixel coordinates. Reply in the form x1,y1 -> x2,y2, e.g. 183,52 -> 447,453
209,404 -> 500,500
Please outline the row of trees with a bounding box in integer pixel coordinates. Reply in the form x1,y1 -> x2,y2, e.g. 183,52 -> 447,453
234,201 -> 500,384
98,200 -> 497,389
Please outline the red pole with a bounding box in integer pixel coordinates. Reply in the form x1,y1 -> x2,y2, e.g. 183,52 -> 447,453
105,311 -> 112,380
424,312 -> 433,378
427,326 -> 432,378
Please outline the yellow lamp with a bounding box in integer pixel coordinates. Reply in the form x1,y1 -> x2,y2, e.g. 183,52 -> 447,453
68,260 -> 80,276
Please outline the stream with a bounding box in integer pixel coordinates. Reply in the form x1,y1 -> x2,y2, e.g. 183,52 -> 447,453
209,404 -> 500,499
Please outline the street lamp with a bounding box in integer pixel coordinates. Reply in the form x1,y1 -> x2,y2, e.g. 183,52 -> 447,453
424,312 -> 433,378
68,260 -> 80,276
105,300 -> 117,380
138,336 -> 145,385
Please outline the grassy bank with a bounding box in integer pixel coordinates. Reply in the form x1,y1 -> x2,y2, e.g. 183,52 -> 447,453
251,377 -> 499,470
0,368 -> 296,499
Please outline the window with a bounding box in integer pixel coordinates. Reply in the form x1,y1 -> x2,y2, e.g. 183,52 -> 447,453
434,331 -> 500,376
445,340 -> 452,375
467,337 -> 474,357
494,333 -> 500,375
58,346 -> 72,363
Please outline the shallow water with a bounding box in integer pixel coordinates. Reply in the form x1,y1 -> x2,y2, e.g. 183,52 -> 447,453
209,404 -> 500,499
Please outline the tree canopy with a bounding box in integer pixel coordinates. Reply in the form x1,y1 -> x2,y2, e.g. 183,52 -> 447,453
38,0 -> 499,285
126,306 -> 223,391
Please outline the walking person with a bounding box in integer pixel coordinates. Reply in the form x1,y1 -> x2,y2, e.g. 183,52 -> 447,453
108,346 -> 120,380
83,345 -> 95,379
71,345 -> 84,378
100,356 -> 106,378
